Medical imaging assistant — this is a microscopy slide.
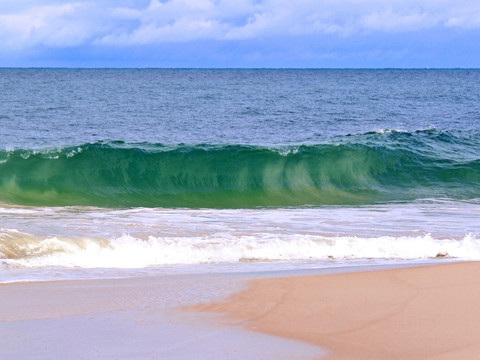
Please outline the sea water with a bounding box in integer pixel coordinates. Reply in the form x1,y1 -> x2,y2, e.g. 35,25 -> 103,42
1,69 -> 480,282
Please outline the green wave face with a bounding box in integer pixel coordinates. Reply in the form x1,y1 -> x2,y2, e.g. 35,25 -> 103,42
1,131 -> 480,208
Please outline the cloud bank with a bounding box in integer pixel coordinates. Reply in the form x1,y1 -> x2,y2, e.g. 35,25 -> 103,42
1,0 -> 480,50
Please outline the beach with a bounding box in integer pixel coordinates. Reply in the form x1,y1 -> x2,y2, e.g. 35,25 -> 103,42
194,261 -> 480,359
1,262 -> 478,359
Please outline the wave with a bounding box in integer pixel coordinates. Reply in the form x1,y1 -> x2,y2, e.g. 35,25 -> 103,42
1,228 -> 479,268
1,130 -> 480,208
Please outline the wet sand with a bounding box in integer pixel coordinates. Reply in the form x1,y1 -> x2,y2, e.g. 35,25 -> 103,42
195,262 -> 480,359
0,273 -> 323,359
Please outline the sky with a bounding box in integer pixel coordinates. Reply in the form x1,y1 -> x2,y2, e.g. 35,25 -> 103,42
0,0 -> 479,68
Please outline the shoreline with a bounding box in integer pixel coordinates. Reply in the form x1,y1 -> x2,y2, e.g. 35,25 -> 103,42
0,269 -> 324,359
193,261 -> 480,359
1,261 -> 477,359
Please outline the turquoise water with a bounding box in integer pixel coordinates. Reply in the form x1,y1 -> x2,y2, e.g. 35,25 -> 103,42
1,134 -> 480,207
1,69 -> 480,280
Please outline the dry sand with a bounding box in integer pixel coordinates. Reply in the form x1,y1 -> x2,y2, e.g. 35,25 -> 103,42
194,262 -> 480,359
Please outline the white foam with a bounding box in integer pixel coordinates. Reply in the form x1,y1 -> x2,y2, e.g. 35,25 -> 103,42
2,203 -> 480,272
276,147 -> 300,156
369,127 -> 436,134
3,233 -> 480,269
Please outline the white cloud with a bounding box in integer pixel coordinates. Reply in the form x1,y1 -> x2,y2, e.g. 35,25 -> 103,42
0,0 -> 479,50
360,8 -> 435,32
443,3 -> 480,28
0,2 -> 107,49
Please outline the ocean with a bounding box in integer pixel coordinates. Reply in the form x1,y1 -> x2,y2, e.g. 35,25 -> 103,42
1,68 -> 480,282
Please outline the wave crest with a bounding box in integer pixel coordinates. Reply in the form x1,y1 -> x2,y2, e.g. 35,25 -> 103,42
1,135 -> 480,208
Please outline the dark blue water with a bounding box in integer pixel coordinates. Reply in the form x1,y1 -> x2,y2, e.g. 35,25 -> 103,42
2,69 -> 480,148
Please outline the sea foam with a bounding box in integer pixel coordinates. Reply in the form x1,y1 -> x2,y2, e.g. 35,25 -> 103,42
2,232 -> 479,269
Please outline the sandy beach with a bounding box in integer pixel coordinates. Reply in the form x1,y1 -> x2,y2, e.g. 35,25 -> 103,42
1,262 -> 479,359
195,261 -> 480,359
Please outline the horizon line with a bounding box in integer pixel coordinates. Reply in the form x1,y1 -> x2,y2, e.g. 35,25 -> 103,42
1,67 -> 479,70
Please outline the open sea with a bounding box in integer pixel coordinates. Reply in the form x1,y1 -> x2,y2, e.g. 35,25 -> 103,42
1,68 -> 480,282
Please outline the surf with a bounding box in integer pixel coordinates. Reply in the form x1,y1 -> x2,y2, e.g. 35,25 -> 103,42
1,130 -> 479,208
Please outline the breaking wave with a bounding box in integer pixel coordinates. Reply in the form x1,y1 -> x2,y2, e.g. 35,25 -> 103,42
1,130 -> 480,208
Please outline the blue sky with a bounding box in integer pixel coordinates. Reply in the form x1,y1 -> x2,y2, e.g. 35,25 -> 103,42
0,0 -> 479,68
